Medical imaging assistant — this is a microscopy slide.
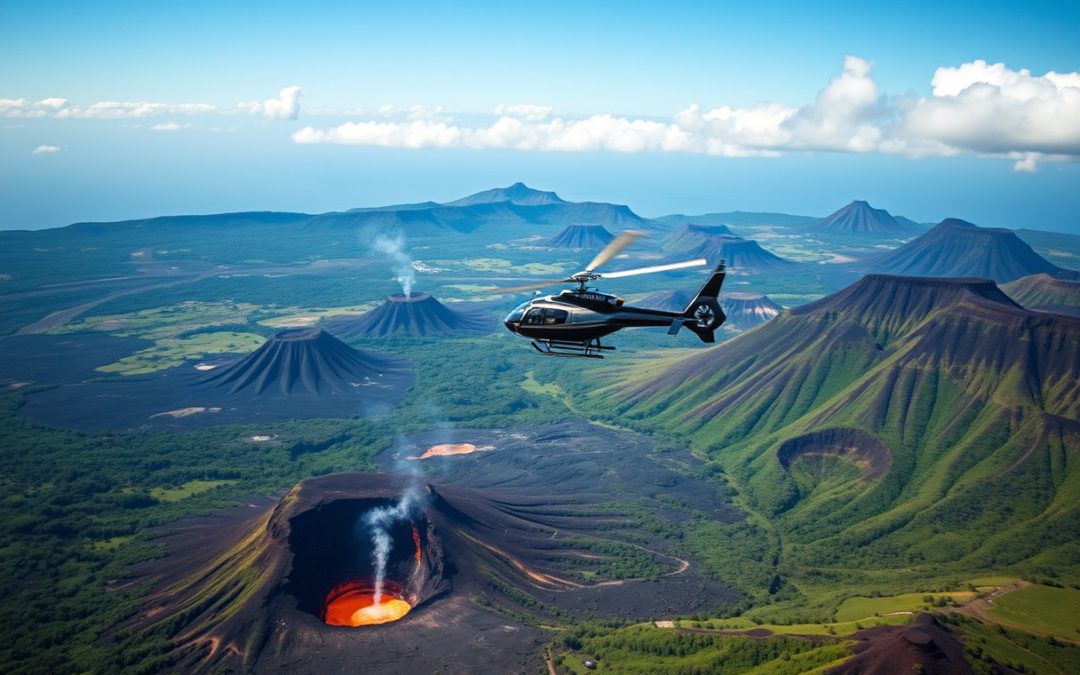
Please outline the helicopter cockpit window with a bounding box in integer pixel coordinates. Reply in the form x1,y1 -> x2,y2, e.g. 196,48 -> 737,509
504,301 -> 530,323
524,308 -> 545,325
543,309 -> 569,325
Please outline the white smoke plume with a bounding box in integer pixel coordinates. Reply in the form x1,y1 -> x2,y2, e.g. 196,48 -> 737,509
370,231 -> 415,296
360,482 -> 424,604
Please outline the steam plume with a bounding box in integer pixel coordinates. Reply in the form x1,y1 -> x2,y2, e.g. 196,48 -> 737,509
362,483 -> 423,604
371,231 -> 415,297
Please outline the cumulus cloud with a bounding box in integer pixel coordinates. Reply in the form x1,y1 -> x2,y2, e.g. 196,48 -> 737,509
239,85 -> 302,120
903,59 -> 1080,169
293,57 -> 1080,171
32,144 -> 61,154
1,97 -> 69,118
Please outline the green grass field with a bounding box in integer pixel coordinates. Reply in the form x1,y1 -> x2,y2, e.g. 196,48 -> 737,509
834,592 -> 976,622
988,584 -> 1080,638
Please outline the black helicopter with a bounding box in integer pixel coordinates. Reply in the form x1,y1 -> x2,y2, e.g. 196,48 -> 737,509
494,230 -> 727,358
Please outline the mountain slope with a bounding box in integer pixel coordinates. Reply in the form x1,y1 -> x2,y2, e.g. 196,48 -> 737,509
201,328 -> 406,395
675,235 -> 797,273
543,224 -> 615,249
809,200 -> 920,236
875,218 -> 1067,283
664,224 -> 735,251
444,182 -> 565,206
324,292 -> 491,338
1002,273 -> 1080,317
587,274 -> 1080,597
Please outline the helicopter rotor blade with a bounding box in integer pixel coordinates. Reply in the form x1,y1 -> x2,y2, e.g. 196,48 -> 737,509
486,278 -> 571,294
600,258 -> 708,279
583,230 -> 647,273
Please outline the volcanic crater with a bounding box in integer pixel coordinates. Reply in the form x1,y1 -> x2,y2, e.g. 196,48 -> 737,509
776,427 -> 893,481
129,420 -> 741,673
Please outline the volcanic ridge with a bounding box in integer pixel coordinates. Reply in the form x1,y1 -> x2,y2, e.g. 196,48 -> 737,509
875,218 -> 1073,283
325,292 -> 492,339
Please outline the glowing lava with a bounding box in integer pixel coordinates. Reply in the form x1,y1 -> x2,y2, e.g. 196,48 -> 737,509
410,443 -> 495,460
324,581 -> 411,627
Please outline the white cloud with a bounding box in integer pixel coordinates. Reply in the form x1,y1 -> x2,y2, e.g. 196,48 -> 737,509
55,101 -> 216,118
149,122 -> 191,131
293,57 -> 1080,170
239,85 -> 302,120
1,97 -> 69,118
32,144 -> 61,154
2,88 -> 303,121
903,59 -> 1080,169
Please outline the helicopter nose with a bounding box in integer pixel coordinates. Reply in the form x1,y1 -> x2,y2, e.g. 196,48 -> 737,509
504,321 -> 519,334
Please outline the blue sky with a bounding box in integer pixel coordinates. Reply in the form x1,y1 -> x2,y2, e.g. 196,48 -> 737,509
2,1 -> 1079,231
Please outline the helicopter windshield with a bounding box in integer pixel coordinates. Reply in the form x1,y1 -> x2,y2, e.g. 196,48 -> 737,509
504,301 -> 531,323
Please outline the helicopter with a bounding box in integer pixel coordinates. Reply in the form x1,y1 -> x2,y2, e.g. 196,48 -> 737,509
493,230 -> 727,358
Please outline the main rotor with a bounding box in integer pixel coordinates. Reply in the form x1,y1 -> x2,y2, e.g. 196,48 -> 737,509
489,230 -> 707,294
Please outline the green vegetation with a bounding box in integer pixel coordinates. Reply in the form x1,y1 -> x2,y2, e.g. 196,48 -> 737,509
148,479 -> 238,502
988,584 -> 1080,638
555,623 -> 851,674
834,592 -> 974,622
946,613 -> 1080,675
96,331 -> 265,375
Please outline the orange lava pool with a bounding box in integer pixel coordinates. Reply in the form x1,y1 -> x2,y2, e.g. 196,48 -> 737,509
412,442 -> 495,460
323,581 -> 411,626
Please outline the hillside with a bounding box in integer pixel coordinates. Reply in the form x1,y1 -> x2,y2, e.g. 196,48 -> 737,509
543,224 -> 616,249
674,235 -> 797,273
587,274 -> 1080,606
324,292 -> 492,338
875,218 -> 1068,283
1002,273 -> 1080,317
664,224 -> 735,251
808,200 -> 920,236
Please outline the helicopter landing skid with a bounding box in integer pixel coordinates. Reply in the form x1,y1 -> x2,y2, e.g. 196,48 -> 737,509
531,338 -> 615,359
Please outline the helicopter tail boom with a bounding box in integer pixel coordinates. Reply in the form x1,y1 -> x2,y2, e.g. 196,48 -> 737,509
676,262 -> 727,343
